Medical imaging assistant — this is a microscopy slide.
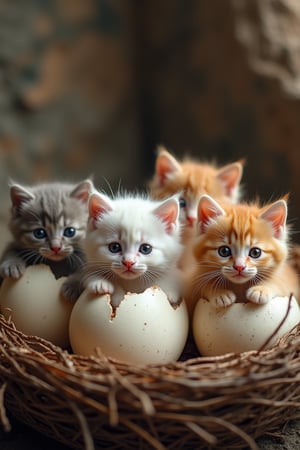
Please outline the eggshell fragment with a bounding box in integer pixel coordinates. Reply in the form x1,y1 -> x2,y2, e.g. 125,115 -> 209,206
193,296 -> 300,356
0,265 -> 73,348
69,286 -> 189,365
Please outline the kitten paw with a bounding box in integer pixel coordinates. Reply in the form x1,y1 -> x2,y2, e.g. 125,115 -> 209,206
61,279 -> 83,303
0,261 -> 26,279
87,279 -> 114,296
165,291 -> 181,306
213,292 -> 236,308
110,285 -> 126,308
246,287 -> 270,304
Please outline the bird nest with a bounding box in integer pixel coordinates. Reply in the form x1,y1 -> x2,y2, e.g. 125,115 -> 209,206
0,306 -> 300,450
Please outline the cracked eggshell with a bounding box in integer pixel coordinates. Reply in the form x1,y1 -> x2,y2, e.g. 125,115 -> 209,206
69,286 -> 189,365
193,296 -> 300,356
0,265 -> 72,348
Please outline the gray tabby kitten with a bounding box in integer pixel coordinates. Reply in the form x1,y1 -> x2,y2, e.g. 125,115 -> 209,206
0,179 -> 93,279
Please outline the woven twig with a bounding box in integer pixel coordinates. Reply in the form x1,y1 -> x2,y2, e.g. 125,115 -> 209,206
0,312 -> 300,449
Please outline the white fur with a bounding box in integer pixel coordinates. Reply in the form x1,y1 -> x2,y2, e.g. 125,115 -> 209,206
84,193 -> 183,306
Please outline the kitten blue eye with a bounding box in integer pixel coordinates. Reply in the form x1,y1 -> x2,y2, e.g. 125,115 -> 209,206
64,227 -> 76,238
179,197 -> 187,208
218,246 -> 231,257
139,243 -> 152,255
249,247 -> 261,258
33,228 -> 47,239
108,242 -> 122,253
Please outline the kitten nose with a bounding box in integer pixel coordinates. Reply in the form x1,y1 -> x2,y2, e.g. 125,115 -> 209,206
51,245 -> 61,254
234,264 -> 246,273
186,216 -> 196,227
122,260 -> 135,269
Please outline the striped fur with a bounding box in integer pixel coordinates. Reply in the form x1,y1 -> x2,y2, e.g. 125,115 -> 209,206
0,179 -> 93,279
184,195 -> 299,315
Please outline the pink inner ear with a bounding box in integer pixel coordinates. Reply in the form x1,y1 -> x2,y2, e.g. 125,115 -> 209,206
156,150 -> 181,185
198,195 -> 224,233
71,180 -> 93,203
10,185 -> 34,210
259,200 -> 287,238
154,199 -> 179,234
89,194 -> 112,221
217,162 -> 242,196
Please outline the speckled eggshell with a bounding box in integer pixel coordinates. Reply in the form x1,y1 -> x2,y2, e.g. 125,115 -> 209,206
0,264 -> 73,348
69,286 -> 189,365
193,296 -> 300,356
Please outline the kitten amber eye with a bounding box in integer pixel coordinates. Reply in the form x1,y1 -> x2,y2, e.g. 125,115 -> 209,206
179,197 -> 187,208
108,242 -> 122,253
33,228 -> 47,239
139,243 -> 152,255
249,247 -> 261,258
218,246 -> 232,257
63,227 -> 76,238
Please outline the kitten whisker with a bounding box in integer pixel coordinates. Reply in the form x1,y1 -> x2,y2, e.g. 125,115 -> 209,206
141,270 -> 161,286
147,267 -> 166,279
18,248 -> 42,265
68,251 -> 85,270
191,269 -> 226,300
81,262 -> 116,285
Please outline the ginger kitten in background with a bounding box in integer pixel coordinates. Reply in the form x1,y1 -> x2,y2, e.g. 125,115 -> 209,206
0,179 -> 93,280
148,146 -> 244,267
148,146 -> 244,231
184,194 -> 299,316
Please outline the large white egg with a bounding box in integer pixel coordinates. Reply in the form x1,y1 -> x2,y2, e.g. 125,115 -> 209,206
69,286 -> 189,365
0,265 -> 73,348
193,296 -> 300,356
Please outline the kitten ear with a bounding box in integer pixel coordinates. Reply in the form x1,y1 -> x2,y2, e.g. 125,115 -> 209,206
259,199 -> 287,239
71,179 -> 94,203
10,184 -> 34,213
153,197 -> 179,234
217,160 -> 244,201
197,194 -> 225,233
88,193 -> 113,225
155,146 -> 182,186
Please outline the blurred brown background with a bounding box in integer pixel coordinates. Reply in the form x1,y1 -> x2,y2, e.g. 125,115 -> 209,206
0,0 -> 300,241
1,1 -> 300,448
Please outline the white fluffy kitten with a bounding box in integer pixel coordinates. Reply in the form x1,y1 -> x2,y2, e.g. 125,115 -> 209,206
61,191 -> 183,307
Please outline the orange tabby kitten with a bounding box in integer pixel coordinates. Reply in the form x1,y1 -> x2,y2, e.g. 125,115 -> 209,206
148,146 -> 244,231
184,194 -> 299,315
148,146 -> 244,268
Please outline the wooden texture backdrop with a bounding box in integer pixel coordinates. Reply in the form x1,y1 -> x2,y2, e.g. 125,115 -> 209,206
0,0 -> 300,240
